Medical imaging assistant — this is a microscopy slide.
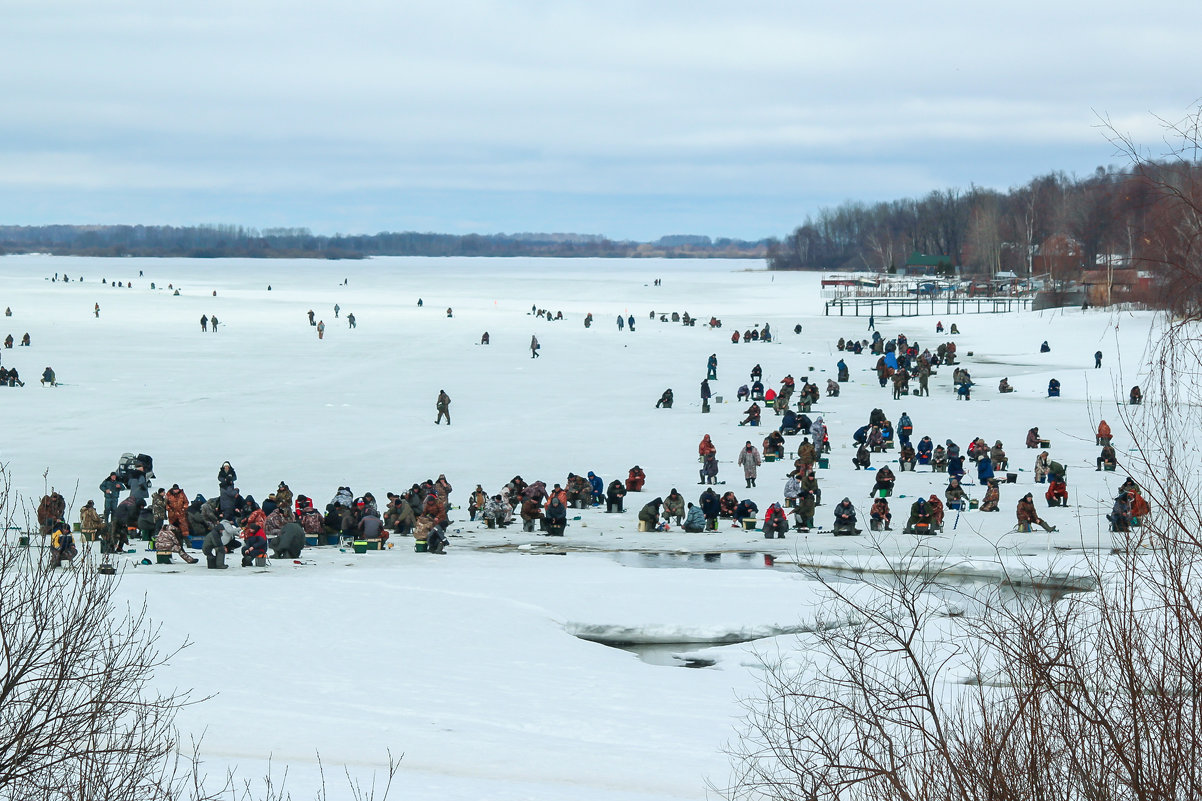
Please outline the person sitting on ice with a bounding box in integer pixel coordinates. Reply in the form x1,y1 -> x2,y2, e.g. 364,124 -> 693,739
736,383 -> 750,401
1097,443 -> 1117,471
949,323 -> 960,335
545,495 -> 568,536
956,379 -> 973,400
1040,340 -> 1051,353
762,431 -> 785,460
945,478 -> 967,510
999,377 -> 1014,393
826,378 -> 840,397
740,402 -> 761,427
936,321 -> 944,333
1025,427 -> 1041,449
682,502 -> 707,533
734,498 -> 759,525
917,436 -> 934,465
869,497 -> 892,531
40,367 -> 56,386
1046,477 -> 1069,507
871,466 -> 896,497
1018,493 -> 1057,533
791,489 -> 815,530
947,452 -> 965,480
1129,385 -> 1143,405
852,443 -> 871,471
762,503 -> 789,538
719,491 -> 739,519
899,442 -> 917,471
48,519 -> 77,568
655,388 -> 674,408
1047,378 -> 1061,397
156,520 -> 198,564
750,380 -> 765,401
626,466 -> 646,492
980,479 -> 1001,512
832,498 -> 858,534
904,498 -> 931,534
780,408 -> 800,435
605,480 -> 627,512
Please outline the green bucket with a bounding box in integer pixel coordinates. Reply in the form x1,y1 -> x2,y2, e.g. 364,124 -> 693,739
352,541 -> 368,554
414,540 -> 429,553
366,539 -> 380,551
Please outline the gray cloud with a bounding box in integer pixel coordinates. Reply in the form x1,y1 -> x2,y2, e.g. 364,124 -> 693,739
1,0 -> 1199,238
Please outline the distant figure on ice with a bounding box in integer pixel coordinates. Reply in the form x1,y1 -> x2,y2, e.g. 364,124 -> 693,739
530,335 -> 540,358
707,353 -> 717,380
94,302 -> 100,318
307,309 -> 315,325
40,367 -> 55,387
417,298 -> 423,307
655,389 -> 673,408
1040,340 -> 1050,353
627,314 -> 635,332
999,377 -> 1013,393
446,307 -> 453,317
20,333 -> 29,346
1129,385 -> 1142,405
700,378 -> 712,412
481,332 -> 490,345
334,304 -> 340,318
316,320 -> 325,339
1047,378 -> 1061,397
347,312 -> 356,328
616,315 -> 624,331
210,315 -> 218,332
435,390 -> 451,425
1094,350 -> 1103,368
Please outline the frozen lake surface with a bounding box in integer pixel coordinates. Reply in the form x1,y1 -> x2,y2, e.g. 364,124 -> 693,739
0,255 -> 1161,799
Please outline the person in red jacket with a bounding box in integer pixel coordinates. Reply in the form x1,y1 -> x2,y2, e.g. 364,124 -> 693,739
626,466 -> 646,492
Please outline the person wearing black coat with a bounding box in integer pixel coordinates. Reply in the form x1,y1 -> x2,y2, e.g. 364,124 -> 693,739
545,496 -> 568,536
699,488 -> 720,530
637,497 -> 662,528
833,498 -> 858,533
606,479 -> 627,512
272,521 -> 306,558
217,461 -> 237,489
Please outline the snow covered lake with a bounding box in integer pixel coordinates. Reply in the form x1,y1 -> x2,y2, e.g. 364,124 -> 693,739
0,255 -> 1160,799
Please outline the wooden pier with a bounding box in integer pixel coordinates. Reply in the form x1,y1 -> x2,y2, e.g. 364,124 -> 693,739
824,296 -> 1032,318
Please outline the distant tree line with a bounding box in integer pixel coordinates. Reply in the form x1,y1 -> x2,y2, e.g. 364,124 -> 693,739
0,225 -> 770,260
766,161 -> 1200,278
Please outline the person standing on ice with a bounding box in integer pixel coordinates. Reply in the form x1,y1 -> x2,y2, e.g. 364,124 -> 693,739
627,314 -> 635,332
616,315 -> 623,331
200,315 -> 208,332
707,353 -> 718,380
435,390 -> 451,425
334,303 -> 340,318
1095,350 -> 1103,368
530,334 -> 540,358
738,441 -> 762,488
316,320 -> 325,339
210,315 -> 218,332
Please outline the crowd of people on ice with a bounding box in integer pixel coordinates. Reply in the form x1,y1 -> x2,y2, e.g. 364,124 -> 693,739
23,272 -> 1149,567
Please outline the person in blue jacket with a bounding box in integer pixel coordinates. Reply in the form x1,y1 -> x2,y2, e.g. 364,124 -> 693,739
916,436 -> 934,465
587,471 -> 604,505
977,455 -> 995,485
1048,378 -> 1061,397
682,502 -> 707,532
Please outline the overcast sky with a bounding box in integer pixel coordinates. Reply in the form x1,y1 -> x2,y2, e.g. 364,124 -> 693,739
3,0 -> 1200,240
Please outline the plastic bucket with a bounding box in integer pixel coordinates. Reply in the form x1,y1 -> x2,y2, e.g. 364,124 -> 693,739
352,541 -> 368,554
305,535 -> 320,547
741,518 -> 756,531
818,457 -> 830,469
366,539 -> 380,550
414,540 -> 428,552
